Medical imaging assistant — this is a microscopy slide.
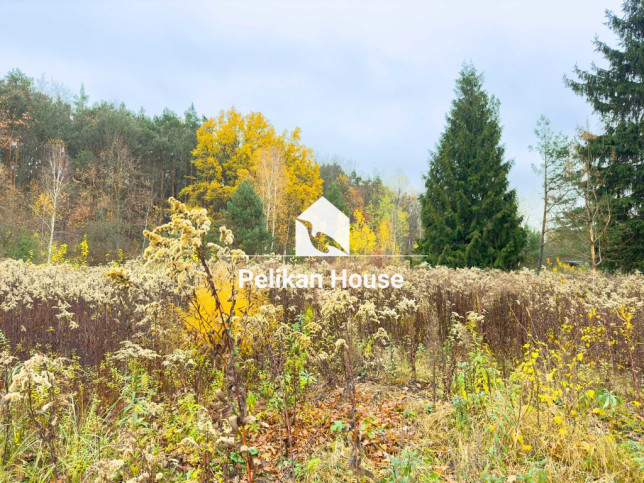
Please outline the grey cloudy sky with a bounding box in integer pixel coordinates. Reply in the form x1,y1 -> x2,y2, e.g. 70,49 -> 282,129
0,0 -> 623,225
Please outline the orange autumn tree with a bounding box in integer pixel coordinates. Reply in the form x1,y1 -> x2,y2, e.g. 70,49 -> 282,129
181,108 -> 279,223
182,108 -> 322,253
278,127 -> 322,252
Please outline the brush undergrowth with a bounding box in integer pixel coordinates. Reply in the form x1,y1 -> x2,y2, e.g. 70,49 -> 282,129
0,199 -> 641,482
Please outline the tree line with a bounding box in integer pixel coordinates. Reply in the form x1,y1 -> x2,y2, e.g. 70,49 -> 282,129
418,0 -> 643,272
0,0 -> 642,271
0,73 -> 201,262
0,76 -> 420,262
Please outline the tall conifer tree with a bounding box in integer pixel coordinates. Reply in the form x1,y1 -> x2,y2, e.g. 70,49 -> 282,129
224,180 -> 272,254
565,0 -> 644,271
418,65 -> 526,268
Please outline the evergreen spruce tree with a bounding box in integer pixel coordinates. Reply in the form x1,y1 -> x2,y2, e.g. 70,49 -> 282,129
565,0 -> 644,272
417,65 -> 526,268
224,180 -> 272,254
325,182 -> 349,216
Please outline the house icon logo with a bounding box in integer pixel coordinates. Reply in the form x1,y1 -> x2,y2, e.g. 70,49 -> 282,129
295,197 -> 350,257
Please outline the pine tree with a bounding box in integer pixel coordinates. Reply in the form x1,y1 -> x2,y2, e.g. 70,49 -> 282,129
565,1 -> 644,272
224,180 -> 272,255
417,65 -> 526,268
529,115 -> 571,272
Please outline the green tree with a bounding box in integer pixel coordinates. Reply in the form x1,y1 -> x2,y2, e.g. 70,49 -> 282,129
324,182 -> 349,216
224,180 -> 272,254
0,69 -> 207,261
142,107 -> 200,203
529,115 -> 571,272
0,70 -> 74,188
417,65 -> 526,268
555,130 -> 614,273
522,225 -> 542,269
565,0 -> 644,271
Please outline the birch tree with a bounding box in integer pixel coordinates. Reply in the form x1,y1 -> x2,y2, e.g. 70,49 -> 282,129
251,146 -> 286,250
43,140 -> 69,263
556,131 -> 613,274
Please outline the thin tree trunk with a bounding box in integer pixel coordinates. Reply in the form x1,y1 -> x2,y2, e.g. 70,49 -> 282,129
271,184 -> 277,250
537,164 -> 548,272
537,207 -> 546,272
284,219 -> 290,255
47,206 -> 56,264
589,231 -> 597,274
585,158 -> 597,274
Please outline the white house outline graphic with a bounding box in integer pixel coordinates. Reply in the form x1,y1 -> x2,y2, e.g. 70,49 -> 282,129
295,197 -> 350,256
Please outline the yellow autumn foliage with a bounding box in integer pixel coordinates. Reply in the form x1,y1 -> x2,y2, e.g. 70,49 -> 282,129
180,108 -> 323,249
350,210 -> 376,255
179,267 -> 260,353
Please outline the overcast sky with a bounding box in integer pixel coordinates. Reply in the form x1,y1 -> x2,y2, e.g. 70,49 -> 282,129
0,0 -> 624,225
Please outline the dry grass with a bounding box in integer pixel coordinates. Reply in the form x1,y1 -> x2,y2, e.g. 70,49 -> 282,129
0,206 -> 641,481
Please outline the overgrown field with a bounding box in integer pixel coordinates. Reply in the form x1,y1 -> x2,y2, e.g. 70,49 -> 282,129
0,202 -> 642,482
